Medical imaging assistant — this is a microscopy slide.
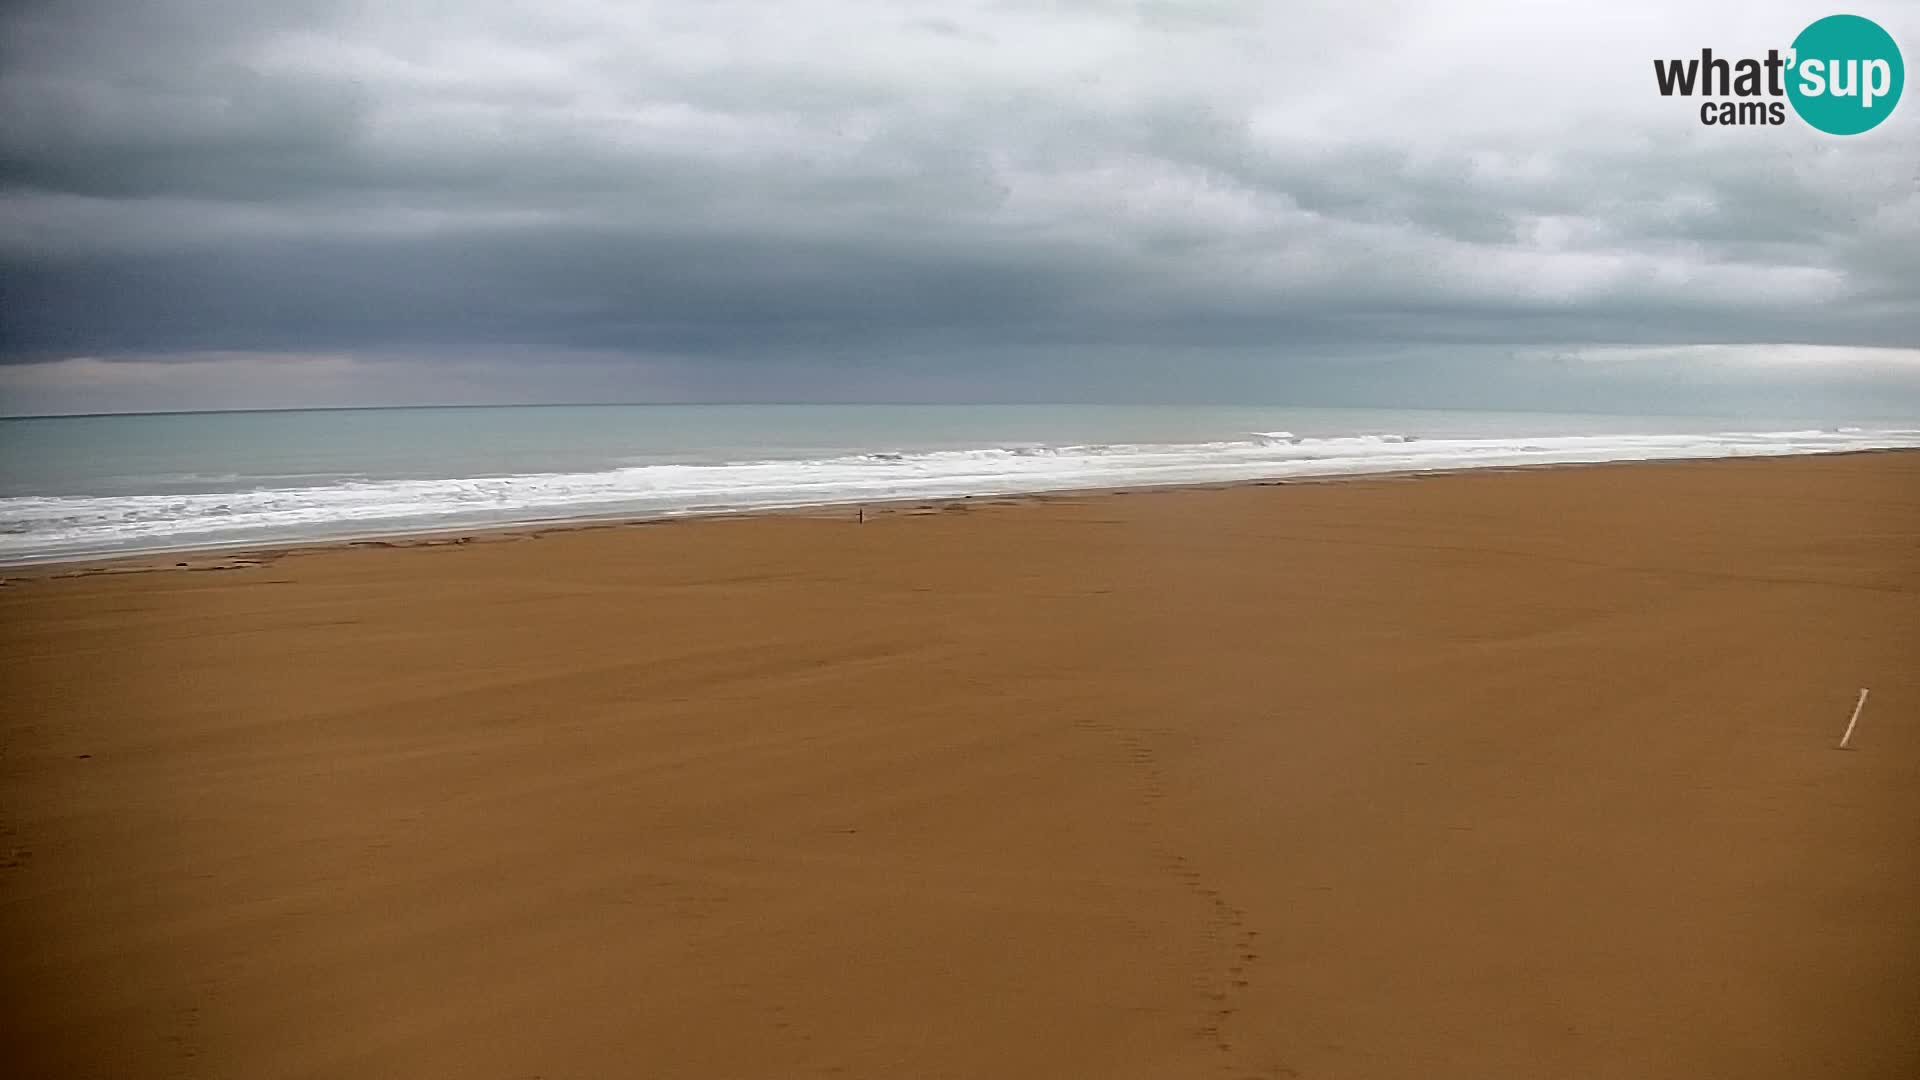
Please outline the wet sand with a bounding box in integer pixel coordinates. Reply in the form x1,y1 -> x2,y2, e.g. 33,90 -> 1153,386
3,452 -> 1918,1079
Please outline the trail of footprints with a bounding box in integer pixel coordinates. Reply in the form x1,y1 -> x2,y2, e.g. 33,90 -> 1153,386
1075,717 -> 1271,1076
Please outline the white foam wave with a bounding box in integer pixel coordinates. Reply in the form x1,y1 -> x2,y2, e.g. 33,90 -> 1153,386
3,427 -> 1916,563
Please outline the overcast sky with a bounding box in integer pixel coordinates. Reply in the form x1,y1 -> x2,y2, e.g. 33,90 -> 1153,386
2,0 -> 1917,416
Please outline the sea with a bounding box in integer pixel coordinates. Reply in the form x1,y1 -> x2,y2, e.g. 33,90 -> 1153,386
2,403 -> 1917,564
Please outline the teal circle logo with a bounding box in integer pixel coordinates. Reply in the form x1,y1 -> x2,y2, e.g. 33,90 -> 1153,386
1787,14 -> 1903,134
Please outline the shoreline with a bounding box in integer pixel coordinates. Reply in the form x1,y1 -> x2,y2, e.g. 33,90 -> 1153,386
7,444 -> 1917,580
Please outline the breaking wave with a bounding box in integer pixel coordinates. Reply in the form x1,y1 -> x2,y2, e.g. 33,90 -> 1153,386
3,427 -> 1917,563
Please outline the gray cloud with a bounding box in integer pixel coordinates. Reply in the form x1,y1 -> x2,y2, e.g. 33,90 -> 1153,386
2,0 -> 1918,413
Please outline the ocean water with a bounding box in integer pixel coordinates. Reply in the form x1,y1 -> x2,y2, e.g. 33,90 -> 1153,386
1,404 -> 1916,564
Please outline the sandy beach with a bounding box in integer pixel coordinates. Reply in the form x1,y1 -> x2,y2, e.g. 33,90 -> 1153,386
2,451 -> 1917,1079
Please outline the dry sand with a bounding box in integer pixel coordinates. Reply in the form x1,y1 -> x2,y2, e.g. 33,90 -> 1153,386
3,452 -> 1918,1079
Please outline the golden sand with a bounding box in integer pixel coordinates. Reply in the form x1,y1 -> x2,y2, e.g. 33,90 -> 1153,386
3,452 -> 1917,1078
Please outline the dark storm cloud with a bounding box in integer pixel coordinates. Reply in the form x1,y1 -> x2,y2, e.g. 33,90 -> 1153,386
1,0 -> 1917,412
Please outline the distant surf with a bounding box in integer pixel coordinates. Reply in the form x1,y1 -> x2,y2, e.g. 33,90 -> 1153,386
2,412 -> 1916,564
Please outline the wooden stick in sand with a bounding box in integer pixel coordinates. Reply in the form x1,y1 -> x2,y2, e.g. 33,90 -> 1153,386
1838,688 -> 1870,750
